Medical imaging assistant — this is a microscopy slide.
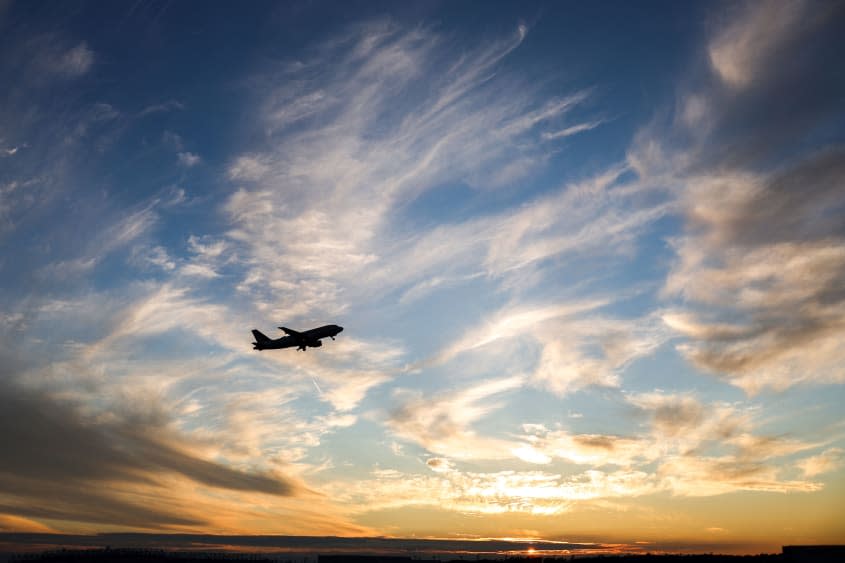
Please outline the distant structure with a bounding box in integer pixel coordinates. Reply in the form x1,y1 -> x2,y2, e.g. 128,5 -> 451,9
9,549 -> 276,563
782,545 -> 845,562
319,557 -> 416,563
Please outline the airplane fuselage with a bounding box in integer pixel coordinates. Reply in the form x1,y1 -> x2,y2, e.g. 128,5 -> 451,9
252,324 -> 343,351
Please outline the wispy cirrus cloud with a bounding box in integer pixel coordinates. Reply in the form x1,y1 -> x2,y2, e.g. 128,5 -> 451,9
385,163 -> 669,306
223,22 -> 615,322
429,300 -> 669,397
541,120 -> 604,141
39,206 -> 158,279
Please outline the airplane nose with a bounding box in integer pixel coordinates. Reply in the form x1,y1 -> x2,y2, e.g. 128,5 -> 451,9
337,326 -> 344,332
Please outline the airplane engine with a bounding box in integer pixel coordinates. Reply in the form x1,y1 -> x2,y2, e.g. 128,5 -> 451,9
311,340 -> 323,348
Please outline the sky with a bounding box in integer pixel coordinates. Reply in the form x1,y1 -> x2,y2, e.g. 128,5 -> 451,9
1,0 -> 845,556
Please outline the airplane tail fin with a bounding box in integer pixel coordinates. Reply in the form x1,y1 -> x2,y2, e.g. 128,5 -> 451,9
252,329 -> 271,344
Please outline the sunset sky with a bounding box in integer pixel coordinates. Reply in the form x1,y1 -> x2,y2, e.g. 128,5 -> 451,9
1,0 -> 844,556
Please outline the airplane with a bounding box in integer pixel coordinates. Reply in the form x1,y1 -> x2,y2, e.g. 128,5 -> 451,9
251,324 -> 344,351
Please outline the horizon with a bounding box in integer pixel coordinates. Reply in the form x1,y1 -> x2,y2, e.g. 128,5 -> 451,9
0,532 -> 795,557
1,0 -> 844,556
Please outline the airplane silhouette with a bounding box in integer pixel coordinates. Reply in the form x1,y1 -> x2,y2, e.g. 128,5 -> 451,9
251,325 -> 343,351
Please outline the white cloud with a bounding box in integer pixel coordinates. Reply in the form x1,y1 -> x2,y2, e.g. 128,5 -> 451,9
515,430 -> 649,468
797,448 -> 844,478
541,120 -> 604,141
131,246 -> 176,272
228,155 -> 270,181
180,263 -> 219,278
659,455 -> 821,496
220,23 -> 638,325
387,376 -> 524,460
1,142 -> 26,157
433,300 -> 608,365
323,466 -> 658,516
178,152 -> 201,167
431,302 -> 669,397
509,391 -> 825,498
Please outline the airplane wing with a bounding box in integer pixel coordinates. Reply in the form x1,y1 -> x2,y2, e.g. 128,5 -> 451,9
279,327 -> 303,337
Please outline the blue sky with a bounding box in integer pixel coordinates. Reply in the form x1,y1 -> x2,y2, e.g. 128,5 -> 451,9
1,0 -> 844,554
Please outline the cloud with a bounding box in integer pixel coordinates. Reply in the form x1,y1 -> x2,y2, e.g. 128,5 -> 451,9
1,141 -> 26,157
431,301 -> 669,397
541,120 -> 604,140
387,377 -> 524,459
5,8 -> 840,537
532,315 -> 667,396
34,274 -> 398,479
658,455 -> 821,496
426,457 -> 455,473
228,155 -> 270,181
629,0 -> 845,393
627,392 -> 821,495
707,0 -> 806,89
797,448 -> 844,478
514,428 -> 649,468
138,100 -> 185,117
627,392 -> 708,439
324,466 -> 657,516
52,42 -> 94,77
510,391 -> 823,498
661,155 -> 845,394
0,373 -> 301,529
433,300 -> 608,365
386,164 -> 669,305
330,402 -> 825,514
39,206 -> 158,278
179,263 -> 219,278
177,151 -> 201,167
0,291 -> 379,534
0,378 -> 295,495
0,514 -> 55,533
131,245 -> 176,272
0,178 -> 40,234
3,35 -> 94,83
222,22 -> 621,323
